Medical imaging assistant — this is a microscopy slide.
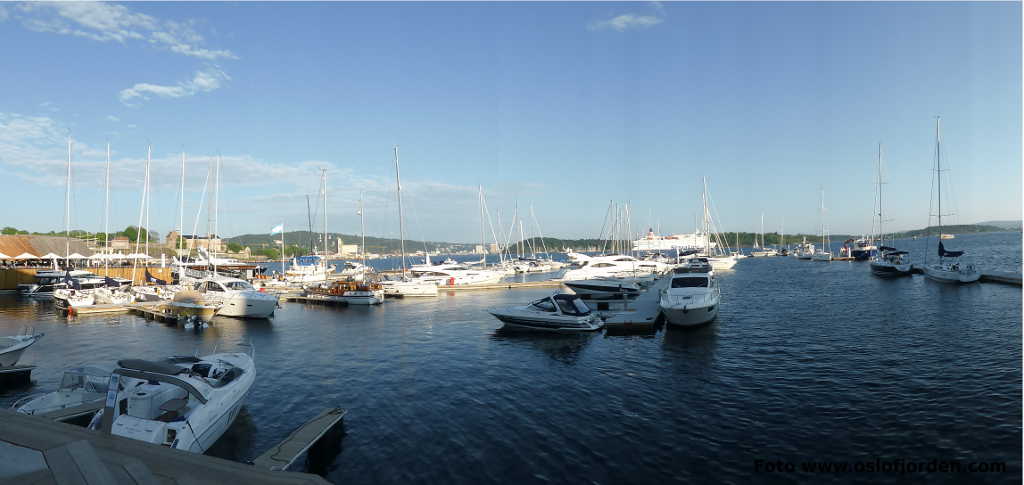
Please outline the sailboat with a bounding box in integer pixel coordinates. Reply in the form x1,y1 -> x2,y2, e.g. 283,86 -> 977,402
381,146 -> 438,297
869,143 -> 912,277
922,118 -> 980,283
52,139 -> 97,308
811,188 -> 832,261
696,178 -> 738,270
750,213 -> 777,257
282,170 -> 336,283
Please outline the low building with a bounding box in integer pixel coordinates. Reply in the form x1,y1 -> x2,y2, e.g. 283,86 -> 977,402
166,233 -> 224,252
110,237 -> 131,250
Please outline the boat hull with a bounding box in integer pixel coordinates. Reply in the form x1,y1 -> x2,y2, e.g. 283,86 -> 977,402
661,303 -> 718,327
923,265 -> 980,284
215,294 -> 278,318
869,261 -> 912,278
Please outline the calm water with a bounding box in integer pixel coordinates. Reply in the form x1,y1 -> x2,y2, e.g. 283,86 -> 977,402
1,232 -> 1020,484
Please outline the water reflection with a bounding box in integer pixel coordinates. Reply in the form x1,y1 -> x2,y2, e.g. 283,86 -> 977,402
207,406 -> 258,462
490,331 -> 596,365
661,322 -> 719,368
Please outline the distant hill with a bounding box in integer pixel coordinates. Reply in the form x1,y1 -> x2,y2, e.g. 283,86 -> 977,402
891,224 -> 1008,238
976,220 -> 1022,230
227,231 -> 475,254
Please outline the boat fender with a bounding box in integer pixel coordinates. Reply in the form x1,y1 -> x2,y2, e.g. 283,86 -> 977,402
448,277 -> 455,286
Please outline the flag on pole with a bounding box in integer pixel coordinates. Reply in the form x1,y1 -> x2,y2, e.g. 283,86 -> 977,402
270,224 -> 284,235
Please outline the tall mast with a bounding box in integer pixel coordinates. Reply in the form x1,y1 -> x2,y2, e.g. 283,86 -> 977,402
211,154 -> 219,274
479,186 -> 485,263
394,146 -> 407,275
321,168 -> 327,257
178,150 -> 185,257
876,143 -> 884,247
144,145 -> 151,260
359,192 -> 366,268
64,138 -> 72,262
703,177 -> 710,256
935,117 -> 942,237
104,142 -> 110,271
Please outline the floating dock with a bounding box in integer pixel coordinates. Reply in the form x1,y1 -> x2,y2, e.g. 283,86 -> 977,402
252,408 -> 347,471
908,266 -> 1022,286
0,409 -> 330,484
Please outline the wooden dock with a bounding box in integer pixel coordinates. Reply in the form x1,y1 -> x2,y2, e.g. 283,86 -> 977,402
252,408 -> 347,471
908,266 -> 1022,286
0,409 -> 330,484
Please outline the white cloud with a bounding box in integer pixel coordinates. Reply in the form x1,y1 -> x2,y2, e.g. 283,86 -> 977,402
13,2 -> 236,60
119,67 -> 229,104
589,13 -> 664,32
106,115 -> 119,122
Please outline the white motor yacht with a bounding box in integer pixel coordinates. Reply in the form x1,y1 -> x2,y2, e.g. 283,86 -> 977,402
676,257 -> 713,273
189,276 -> 278,318
411,265 -> 504,286
17,270 -> 92,297
563,278 -> 643,301
562,254 -> 668,281
337,261 -> 369,281
53,288 -> 96,308
381,278 -> 439,297
0,333 -> 44,367
14,365 -> 110,416
512,258 -> 553,273
132,285 -> 183,302
659,270 -> 720,328
89,352 -> 254,453
489,294 -> 603,333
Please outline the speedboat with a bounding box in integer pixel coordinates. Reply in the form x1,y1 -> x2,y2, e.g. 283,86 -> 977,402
489,294 -> 603,333
189,276 -> 278,318
512,258 -> 553,273
14,365 -> 110,415
17,270 -> 92,297
750,248 -> 779,257
850,238 -> 877,261
381,278 -> 439,297
0,332 -> 44,367
88,351 -> 255,453
659,270 -> 720,328
168,291 -> 221,321
132,285 -> 183,302
707,255 -> 738,270
869,247 -> 912,278
811,250 -> 832,262
676,257 -> 713,273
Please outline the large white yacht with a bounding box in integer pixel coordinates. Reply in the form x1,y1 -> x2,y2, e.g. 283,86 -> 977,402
561,254 -> 668,281
659,269 -> 720,328
89,351 -> 254,453
188,275 -> 278,318
410,265 -> 504,286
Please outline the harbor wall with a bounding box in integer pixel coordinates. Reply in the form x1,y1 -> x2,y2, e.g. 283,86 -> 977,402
0,266 -> 174,290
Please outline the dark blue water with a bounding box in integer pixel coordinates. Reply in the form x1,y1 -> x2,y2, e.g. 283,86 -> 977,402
1,232 -> 1020,483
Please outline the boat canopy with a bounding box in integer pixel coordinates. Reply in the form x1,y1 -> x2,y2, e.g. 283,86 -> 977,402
552,294 -> 591,316
938,241 -> 964,258
295,255 -> 323,265
117,359 -> 186,376
112,367 -> 210,404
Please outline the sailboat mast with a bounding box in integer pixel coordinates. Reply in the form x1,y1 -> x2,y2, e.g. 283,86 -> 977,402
877,143 -> 884,246
359,193 -> 366,267
321,168 -> 327,257
178,150 -> 185,257
145,145 -> 151,261
935,117 -> 942,238
64,138 -> 72,262
104,143 -> 111,271
703,177 -> 710,256
479,186 -> 485,263
394,146 -> 407,275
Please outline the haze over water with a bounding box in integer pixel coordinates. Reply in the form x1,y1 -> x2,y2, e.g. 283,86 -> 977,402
0,232 -> 1019,483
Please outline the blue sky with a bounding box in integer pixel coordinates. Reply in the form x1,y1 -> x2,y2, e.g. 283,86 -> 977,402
0,2 -> 1019,243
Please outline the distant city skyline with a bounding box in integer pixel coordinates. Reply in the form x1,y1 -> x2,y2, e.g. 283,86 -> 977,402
0,2 -> 1020,242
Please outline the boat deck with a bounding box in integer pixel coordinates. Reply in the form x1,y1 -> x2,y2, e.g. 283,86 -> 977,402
0,409 -> 330,484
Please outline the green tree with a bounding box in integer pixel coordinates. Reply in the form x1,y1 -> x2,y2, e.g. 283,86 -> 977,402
226,242 -> 243,253
260,248 -> 280,260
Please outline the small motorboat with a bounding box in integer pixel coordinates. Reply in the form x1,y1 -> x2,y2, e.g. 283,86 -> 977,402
168,291 -> 221,321
14,365 -> 110,415
88,350 -> 255,453
132,285 -> 182,302
869,247 -> 913,278
675,257 -> 713,273
660,271 -> 720,328
489,293 -> 604,333
53,288 -> 96,308
307,280 -> 385,305
0,332 -> 44,367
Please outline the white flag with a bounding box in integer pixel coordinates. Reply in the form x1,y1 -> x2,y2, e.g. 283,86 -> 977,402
270,224 -> 284,235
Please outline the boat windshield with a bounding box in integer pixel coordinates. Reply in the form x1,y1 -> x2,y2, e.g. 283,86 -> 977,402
224,281 -> 253,291
60,369 -> 109,393
671,277 -> 709,288
530,298 -> 557,312
553,295 -> 590,315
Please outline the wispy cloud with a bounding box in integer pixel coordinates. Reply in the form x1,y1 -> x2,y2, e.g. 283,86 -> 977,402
106,115 -> 119,122
14,2 -> 236,60
119,67 -> 230,105
589,13 -> 664,32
